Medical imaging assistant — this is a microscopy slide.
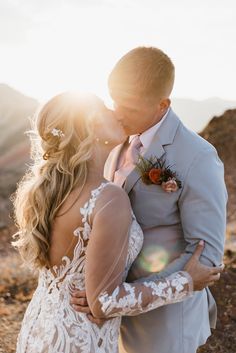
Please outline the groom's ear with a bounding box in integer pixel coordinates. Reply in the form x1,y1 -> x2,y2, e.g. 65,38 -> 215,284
159,98 -> 171,112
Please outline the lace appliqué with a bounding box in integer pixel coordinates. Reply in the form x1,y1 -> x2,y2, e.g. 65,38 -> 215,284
99,282 -> 143,316
98,271 -> 192,317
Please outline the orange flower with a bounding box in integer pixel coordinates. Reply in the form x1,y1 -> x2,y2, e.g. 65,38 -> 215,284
149,168 -> 162,184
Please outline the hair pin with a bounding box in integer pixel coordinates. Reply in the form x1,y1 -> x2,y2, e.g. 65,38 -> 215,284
51,128 -> 65,138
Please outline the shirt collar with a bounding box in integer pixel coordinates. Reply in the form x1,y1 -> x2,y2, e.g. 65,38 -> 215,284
129,108 -> 170,149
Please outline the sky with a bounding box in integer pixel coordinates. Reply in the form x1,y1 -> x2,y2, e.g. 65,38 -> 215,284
1,0 -> 236,104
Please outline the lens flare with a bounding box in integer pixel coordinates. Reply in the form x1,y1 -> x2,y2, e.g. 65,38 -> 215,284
137,245 -> 170,272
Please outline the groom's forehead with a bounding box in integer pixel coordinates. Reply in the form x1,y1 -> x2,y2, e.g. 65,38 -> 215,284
112,93 -> 143,108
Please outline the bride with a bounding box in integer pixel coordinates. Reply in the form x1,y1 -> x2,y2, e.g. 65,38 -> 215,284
13,92 -> 222,353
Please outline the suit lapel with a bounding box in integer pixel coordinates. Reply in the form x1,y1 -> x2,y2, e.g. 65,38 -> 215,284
123,137 -> 166,194
124,109 -> 181,194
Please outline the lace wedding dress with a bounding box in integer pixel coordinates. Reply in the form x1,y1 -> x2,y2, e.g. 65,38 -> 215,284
16,182 -> 193,353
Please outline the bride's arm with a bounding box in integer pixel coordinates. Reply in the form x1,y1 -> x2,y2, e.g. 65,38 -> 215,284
84,186 -> 195,320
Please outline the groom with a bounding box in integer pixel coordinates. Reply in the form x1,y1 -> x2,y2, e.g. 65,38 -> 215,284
74,47 -> 227,353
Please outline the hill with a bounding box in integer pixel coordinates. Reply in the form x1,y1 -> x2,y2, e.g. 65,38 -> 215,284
172,97 -> 236,132
200,109 -> 236,223
0,84 -> 235,226
0,84 -> 38,226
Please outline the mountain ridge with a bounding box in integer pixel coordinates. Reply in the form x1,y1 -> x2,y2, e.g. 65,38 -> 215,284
171,97 -> 236,131
0,84 -> 235,226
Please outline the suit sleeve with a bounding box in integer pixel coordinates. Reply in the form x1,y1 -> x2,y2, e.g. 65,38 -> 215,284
140,146 -> 227,280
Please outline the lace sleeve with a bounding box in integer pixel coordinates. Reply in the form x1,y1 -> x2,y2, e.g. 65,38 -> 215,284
84,184 -> 193,319
97,271 -> 193,318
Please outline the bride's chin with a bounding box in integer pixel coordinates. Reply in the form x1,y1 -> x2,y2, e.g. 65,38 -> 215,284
109,132 -> 127,146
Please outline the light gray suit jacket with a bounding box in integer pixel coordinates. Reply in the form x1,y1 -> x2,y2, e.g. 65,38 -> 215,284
104,108 -> 227,353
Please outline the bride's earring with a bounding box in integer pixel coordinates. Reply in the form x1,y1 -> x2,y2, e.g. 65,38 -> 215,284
95,137 -> 109,145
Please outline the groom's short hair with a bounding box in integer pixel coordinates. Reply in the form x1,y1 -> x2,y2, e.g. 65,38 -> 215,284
108,46 -> 175,99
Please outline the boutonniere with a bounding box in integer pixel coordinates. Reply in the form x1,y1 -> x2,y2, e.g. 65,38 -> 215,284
136,155 -> 182,193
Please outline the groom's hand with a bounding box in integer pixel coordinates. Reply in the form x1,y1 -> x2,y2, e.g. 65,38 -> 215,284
70,290 -> 109,326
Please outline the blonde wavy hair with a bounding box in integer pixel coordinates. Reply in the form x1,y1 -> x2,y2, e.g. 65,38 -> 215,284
12,92 -> 97,269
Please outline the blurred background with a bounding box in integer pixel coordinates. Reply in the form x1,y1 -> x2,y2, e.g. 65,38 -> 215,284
0,1 -> 236,352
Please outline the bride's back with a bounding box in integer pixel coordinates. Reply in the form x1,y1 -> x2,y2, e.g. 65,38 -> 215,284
49,181 -> 105,268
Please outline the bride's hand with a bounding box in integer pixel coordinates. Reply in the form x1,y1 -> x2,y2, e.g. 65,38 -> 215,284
70,290 -> 110,326
184,241 -> 224,291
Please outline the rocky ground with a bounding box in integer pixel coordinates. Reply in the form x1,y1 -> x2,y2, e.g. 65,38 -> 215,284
0,227 -> 236,353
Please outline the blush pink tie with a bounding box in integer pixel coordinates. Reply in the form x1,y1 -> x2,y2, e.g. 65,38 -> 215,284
114,135 -> 143,187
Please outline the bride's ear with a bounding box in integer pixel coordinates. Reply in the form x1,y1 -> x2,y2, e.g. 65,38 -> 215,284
91,115 -> 101,131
